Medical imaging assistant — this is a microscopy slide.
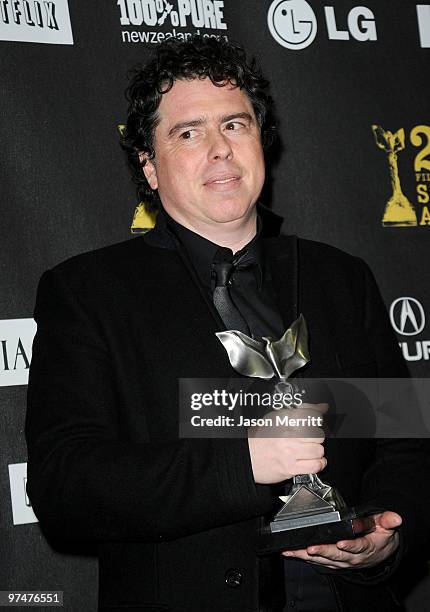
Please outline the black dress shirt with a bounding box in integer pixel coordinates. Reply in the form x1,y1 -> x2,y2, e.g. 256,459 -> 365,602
164,210 -> 285,340
162,207 -> 337,612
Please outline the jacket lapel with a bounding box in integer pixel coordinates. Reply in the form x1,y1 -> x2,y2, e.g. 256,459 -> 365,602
143,209 -> 230,332
143,208 -> 299,335
263,234 -> 299,331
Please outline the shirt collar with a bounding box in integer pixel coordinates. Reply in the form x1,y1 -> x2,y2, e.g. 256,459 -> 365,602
162,208 -> 264,291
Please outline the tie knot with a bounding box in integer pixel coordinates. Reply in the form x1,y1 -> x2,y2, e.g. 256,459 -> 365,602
213,260 -> 235,287
212,247 -> 235,287
212,246 -> 259,287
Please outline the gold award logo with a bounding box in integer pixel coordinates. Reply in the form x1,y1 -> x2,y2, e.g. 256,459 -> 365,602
372,124 -> 430,227
118,123 -> 158,233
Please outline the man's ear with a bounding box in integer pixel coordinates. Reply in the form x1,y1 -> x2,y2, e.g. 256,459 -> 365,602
139,152 -> 158,190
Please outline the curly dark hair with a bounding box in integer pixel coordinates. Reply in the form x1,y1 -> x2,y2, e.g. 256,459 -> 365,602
120,35 -> 276,211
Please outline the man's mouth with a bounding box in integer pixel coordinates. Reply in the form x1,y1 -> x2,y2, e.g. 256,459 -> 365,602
204,174 -> 241,186
212,177 -> 237,184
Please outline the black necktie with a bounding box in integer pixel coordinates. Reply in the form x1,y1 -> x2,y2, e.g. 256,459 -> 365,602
212,248 -> 251,335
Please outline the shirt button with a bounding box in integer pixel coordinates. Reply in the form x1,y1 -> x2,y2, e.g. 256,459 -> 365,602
225,569 -> 243,587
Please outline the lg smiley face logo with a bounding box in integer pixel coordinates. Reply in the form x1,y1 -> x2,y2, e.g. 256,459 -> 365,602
267,0 -> 317,50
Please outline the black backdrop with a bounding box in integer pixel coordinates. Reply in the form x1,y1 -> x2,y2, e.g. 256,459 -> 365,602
1,1 -> 429,609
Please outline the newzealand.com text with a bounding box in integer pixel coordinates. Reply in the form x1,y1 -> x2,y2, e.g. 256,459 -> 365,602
121,28 -> 228,43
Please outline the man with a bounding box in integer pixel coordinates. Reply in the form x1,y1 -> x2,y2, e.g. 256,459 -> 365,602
26,37 -> 428,612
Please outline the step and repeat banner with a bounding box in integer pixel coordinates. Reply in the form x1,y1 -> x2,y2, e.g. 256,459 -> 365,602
1,1 -> 429,610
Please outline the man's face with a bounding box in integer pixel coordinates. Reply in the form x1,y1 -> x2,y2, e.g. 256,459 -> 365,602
142,78 -> 265,230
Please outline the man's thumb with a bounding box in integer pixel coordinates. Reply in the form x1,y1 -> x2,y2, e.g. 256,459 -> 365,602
378,511 -> 402,530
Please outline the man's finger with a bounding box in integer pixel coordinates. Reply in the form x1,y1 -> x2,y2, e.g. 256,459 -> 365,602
306,543 -> 347,561
376,511 -> 402,530
296,457 -> 327,474
336,537 -> 370,554
306,543 -> 336,557
283,548 -> 351,568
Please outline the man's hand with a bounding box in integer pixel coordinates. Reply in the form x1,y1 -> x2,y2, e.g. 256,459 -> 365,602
248,403 -> 327,484
282,511 -> 402,569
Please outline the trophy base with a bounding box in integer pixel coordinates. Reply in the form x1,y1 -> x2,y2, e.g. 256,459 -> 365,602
258,507 -> 375,554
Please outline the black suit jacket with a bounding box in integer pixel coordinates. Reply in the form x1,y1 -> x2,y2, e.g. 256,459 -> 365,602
26,221 -> 429,612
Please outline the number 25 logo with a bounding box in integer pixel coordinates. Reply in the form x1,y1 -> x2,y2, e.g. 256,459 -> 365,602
411,126 -> 430,172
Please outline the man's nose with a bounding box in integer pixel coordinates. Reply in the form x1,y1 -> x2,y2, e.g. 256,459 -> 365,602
207,130 -> 233,161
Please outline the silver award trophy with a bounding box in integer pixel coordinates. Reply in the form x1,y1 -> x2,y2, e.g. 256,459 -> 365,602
216,315 -> 375,553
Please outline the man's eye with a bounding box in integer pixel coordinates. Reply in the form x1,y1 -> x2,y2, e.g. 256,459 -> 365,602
225,122 -> 244,131
180,130 -> 194,140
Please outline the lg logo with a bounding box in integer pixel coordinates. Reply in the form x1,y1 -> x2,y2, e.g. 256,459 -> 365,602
417,5 -> 430,48
267,0 -> 377,50
389,297 -> 429,362
267,0 -> 317,50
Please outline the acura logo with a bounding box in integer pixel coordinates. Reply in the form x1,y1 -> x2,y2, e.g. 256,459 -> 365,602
389,297 -> 426,336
